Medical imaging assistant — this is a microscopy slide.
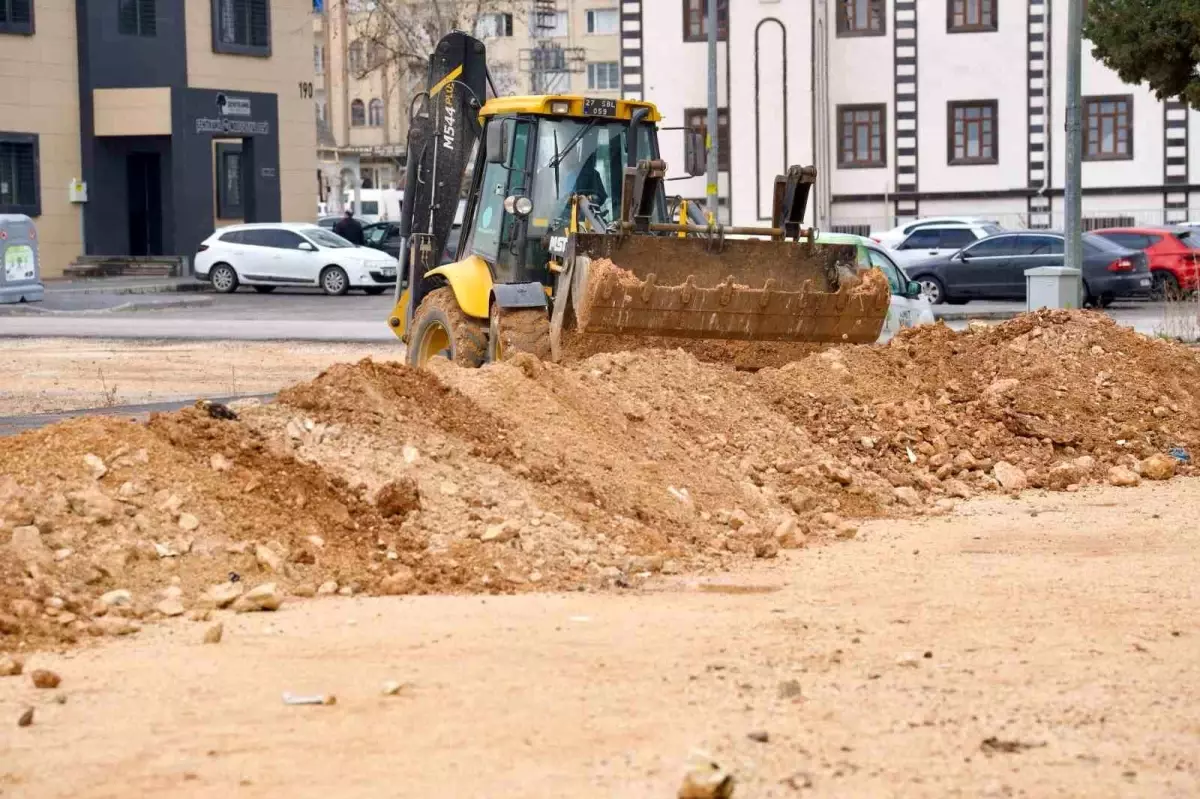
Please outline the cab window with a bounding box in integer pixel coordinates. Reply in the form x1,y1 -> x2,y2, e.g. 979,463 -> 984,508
467,117 -> 533,265
867,248 -> 904,295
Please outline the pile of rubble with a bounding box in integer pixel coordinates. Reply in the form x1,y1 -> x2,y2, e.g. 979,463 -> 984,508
2,310 -> 1197,650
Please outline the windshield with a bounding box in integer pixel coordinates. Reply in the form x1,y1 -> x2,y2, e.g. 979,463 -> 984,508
305,228 -> 355,249
529,118 -> 656,232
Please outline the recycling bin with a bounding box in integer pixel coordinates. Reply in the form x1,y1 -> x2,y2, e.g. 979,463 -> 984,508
0,214 -> 43,304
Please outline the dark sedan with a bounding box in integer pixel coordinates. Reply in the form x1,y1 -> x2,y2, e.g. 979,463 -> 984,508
905,231 -> 1153,307
363,222 -> 464,265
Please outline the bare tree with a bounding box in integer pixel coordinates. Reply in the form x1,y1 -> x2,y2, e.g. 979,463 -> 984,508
346,0 -> 522,95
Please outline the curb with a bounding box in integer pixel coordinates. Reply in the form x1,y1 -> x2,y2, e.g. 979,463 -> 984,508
0,295 -> 214,316
43,280 -> 212,296
932,309 -> 1023,321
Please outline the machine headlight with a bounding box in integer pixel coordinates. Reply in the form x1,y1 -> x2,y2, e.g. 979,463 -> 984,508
504,195 -> 534,217
550,100 -> 570,115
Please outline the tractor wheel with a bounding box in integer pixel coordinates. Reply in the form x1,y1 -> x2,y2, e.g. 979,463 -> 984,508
406,287 -> 486,368
488,305 -> 551,363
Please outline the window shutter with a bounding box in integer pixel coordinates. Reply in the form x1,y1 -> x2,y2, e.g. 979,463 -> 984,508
249,0 -> 269,48
140,0 -> 157,36
11,0 -> 33,24
0,141 -> 37,208
119,0 -> 139,33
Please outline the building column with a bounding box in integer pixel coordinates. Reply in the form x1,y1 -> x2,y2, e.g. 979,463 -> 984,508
1026,0 -> 1052,228
893,0 -> 918,220
619,0 -> 644,100
1163,100 -> 1189,224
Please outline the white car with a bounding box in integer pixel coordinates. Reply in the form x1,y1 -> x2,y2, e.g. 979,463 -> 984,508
887,221 -> 1004,267
819,232 -> 935,339
195,223 -> 399,296
871,216 -> 1001,250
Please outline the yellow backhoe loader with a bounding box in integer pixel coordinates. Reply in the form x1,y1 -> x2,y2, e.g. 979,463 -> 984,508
388,32 -> 889,368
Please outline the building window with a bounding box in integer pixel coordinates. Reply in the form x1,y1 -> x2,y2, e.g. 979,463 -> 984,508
315,100 -> 326,122
682,0 -> 727,43
947,0 -> 996,32
0,0 -> 34,35
475,12 -> 513,38
215,143 -> 243,219
0,133 -> 40,217
212,0 -> 270,57
314,43 -> 324,75
587,62 -> 620,91
368,98 -> 383,126
837,104 -> 886,168
837,0 -> 885,36
586,8 -> 618,34
685,107 -> 731,171
948,100 -> 997,165
1084,95 -> 1133,160
350,99 -> 366,127
118,0 -> 156,37
531,9 -> 568,37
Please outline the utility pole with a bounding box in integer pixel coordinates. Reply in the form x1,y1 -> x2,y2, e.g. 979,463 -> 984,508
705,0 -> 719,224
1064,0 -> 1084,280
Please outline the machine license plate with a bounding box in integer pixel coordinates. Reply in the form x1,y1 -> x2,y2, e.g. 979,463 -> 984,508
583,98 -> 617,117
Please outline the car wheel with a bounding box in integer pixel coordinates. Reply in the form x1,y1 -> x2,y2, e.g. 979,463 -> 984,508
406,287 -> 486,368
363,286 -> 388,296
209,263 -> 239,294
320,266 -> 350,296
1153,271 -> 1182,301
253,286 -> 276,294
916,276 -> 945,305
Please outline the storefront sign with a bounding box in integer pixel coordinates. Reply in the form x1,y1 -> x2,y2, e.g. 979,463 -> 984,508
217,94 -> 252,117
195,118 -> 270,135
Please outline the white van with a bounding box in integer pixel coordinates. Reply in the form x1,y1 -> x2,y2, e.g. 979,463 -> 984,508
342,189 -> 403,223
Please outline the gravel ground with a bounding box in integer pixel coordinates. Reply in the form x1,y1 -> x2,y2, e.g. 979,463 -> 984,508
2,479 -> 1197,798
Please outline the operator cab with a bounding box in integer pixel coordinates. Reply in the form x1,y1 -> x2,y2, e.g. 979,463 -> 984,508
458,98 -> 668,287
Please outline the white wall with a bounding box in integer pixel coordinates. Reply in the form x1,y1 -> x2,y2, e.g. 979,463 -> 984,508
825,7 -> 893,198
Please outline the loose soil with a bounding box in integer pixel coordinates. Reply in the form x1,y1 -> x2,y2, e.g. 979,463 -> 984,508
0,339 -> 397,416
1,480 -> 1197,797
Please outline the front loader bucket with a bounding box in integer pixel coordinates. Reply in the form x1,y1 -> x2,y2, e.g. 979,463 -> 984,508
564,235 -> 890,361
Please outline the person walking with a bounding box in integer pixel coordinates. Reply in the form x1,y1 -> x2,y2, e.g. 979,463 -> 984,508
333,210 -> 364,245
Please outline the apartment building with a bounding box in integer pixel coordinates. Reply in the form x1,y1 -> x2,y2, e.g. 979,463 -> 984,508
0,0 -> 315,277
314,0 -> 621,209
627,0 -> 1200,232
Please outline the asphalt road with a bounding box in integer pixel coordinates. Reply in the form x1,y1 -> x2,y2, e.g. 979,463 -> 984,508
0,285 -> 1184,341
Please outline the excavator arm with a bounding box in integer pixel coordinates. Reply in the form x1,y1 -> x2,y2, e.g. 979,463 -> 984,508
392,32 -> 489,333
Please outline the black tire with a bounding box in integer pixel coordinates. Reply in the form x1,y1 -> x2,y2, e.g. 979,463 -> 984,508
1153,271 -> 1182,301
253,285 -> 276,294
915,276 -> 945,305
488,305 -> 551,363
209,263 -> 239,294
320,265 -> 350,296
363,286 -> 388,296
945,298 -> 969,305
406,286 -> 486,368
1082,282 -> 1113,309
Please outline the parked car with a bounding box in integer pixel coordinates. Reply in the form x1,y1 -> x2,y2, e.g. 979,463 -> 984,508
887,221 -> 1004,266
316,215 -> 366,229
1090,226 -> 1200,298
363,200 -> 468,266
195,223 -> 399,296
871,216 -> 1002,249
905,231 -> 1152,306
818,232 -> 936,338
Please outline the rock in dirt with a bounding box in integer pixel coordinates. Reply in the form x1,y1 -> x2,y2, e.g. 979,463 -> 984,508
17,708 -> 33,728
209,453 -> 233,472
235,583 -> 283,612
481,521 -> 520,543
747,730 -> 770,743
893,486 -> 921,507
200,581 -> 243,609
754,538 -> 780,559
30,669 -> 61,689
317,580 -> 339,596
66,486 -> 121,523
381,680 -> 406,696
992,462 -> 1028,492
1108,466 -> 1141,488
0,655 -> 24,677
1140,453 -> 1177,481
177,513 -> 200,532
255,543 -> 284,573
678,756 -> 735,799
292,583 -> 317,598
155,598 -> 185,617
83,453 -> 107,480
379,566 -> 417,595
375,477 -> 421,519
778,679 -> 803,699
984,378 -> 1020,398
93,617 -> 138,636
100,589 -> 132,607
8,525 -> 49,565
203,622 -> 224,644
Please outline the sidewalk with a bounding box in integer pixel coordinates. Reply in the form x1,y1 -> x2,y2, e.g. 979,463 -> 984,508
43,276 -> 210,296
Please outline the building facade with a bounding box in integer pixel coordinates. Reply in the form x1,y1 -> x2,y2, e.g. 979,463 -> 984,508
627,0 -> 1200,232
314,0 -> 621,211
0,0 -> 315,277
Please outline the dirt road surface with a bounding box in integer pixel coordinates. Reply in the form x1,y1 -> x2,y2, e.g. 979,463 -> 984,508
0,339 -> 399,416
3,479 -> 1197,798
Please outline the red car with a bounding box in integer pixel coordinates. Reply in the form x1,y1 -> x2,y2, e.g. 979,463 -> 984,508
1092,226 -> 1200,298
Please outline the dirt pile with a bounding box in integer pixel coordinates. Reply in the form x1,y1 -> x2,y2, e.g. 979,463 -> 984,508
2,310 -> 1198,651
